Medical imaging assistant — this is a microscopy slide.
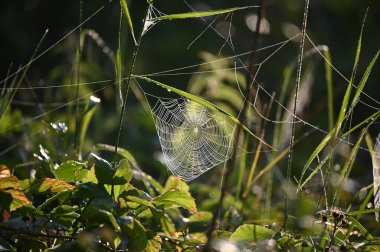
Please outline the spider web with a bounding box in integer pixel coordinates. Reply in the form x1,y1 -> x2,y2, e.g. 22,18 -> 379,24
144,94 -> 235,181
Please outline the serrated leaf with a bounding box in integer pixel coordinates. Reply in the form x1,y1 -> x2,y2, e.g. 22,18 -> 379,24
163,176 -> 189,193
148,6 -> 256,21
119,216 -> 147,252
50,205 -> 80,229
20,178 -> 75,193
54,161 -> 88,182
154,189 -> 197,214
132,75 -> 275,150
230,224 -> 275,243
91,153 -> 114,185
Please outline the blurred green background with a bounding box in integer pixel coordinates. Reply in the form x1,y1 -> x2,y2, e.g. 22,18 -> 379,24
1,0 -> 379,189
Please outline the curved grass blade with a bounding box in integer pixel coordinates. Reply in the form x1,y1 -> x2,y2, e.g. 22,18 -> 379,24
120,0 -> 137,45
132,75 -> 275,150
323,47 -> 334,131
148,6 -> 257,21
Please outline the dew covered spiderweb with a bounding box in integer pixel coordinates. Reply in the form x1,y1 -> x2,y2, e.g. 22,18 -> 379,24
143,93 -> 235,181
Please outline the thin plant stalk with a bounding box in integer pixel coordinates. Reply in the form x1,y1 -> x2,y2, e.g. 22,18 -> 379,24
284,0 -> 310,231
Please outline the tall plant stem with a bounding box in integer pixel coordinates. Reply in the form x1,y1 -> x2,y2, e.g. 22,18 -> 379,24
114,4 -> 150,166
204,0 -> 265,249
283,0 -> 310,231
74,0 -> 83,154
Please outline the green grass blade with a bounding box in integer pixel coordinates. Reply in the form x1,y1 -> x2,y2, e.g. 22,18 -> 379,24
298,152 -> 331,190
346,215 -> 373,240
349,48 -> 380,110
298,131 -> 333,187
116,48 -> 123,106
120,0 -> 137,45
332,128 -> 366,204
323,47 -> 334,131
132,75 -> 275,150
342,110 -> 380,138
148,6 -> 256,21
334,11 -> 365,138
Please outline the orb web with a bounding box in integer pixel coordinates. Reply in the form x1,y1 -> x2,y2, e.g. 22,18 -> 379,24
150,97 -> 235,181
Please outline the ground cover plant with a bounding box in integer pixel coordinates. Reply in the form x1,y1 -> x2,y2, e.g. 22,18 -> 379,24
1,0 -> 380,251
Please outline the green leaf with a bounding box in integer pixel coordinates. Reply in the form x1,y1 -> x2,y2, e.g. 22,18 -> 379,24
81,166 -> 98,183
230,224 -> 275,243
81,198 -> 120,231
119,216 -> 147,252
20,178 -> 75,193
0,189 -> 31,212
91,153 -> 114,185
154,188 -> 197,214
120,0 -> 137,45
96,144 -> 140,170
113,159 -> 132,185
73,182 -> 110,199
132,75 -> 275,150
148,6 -> 256,21
54,161 -> 88,182
163,176 -> 189,193
50,205 -> 80,229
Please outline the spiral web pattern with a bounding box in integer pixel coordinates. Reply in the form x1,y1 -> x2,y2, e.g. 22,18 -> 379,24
151,97 -> 235,181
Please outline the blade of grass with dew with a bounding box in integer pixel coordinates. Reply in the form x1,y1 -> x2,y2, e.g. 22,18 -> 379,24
148,6 -> 256,21
342,110 -> 380,138
346,214 -> 373,240
346,48 -> 380,119
116,48 -> 123,106
298,131 -> 333,188
334,11 -> 365,140
323,47 -> 334,131
120,0 -> 137,45
332,128 -> 367,205
78,96 -> 100,159
132,75 -> 275,150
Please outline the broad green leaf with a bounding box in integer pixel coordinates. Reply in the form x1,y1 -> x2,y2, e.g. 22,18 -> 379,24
148,6 -> 255,21
50,205 -> 80,229
154,188 -> 197,214
20,178 -> 75,193
119,216 -> 147,252
54,161 -> 88,182
81,198 -> 119,231
133,75 -> 275,150
96,143 -> 139,170
81,166 -> 98,183
113,159 -> 132,185
126,195 -> 155,209
0,189 -> 31,212
120,0 -> 137,45
35,190 -> 72,213
230,224 -> 275,243
91,153 -> 114,185
146,236 -> 162,252
73,182 -> 110,199
163,176 -> 189,193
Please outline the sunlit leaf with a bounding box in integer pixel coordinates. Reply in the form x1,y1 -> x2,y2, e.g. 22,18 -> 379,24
230,224 -> 275,243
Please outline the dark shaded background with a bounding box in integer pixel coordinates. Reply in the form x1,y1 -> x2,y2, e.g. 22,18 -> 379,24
1,0 -> 379,183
